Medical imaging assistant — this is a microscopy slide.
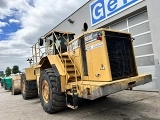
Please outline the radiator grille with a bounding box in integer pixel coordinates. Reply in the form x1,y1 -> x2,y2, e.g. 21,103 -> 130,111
105,31 -> 137,80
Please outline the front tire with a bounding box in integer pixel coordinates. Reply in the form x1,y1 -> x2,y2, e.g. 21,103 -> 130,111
4,83 -> 7,90
12,80 -> 15,95
39,68 -> 66,113
21,74 -> 38,99
12,80 -> 21,95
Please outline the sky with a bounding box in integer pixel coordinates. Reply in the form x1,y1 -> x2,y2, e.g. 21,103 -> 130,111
0,0 -> 89,72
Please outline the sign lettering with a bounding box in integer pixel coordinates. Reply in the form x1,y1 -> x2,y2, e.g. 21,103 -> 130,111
90,0 -> 143,26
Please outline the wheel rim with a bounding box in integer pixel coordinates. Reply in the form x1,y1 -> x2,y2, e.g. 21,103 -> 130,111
22,79 -> 26,94
42,80 -> 50,103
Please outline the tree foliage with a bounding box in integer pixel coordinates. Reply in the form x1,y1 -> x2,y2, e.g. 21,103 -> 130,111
0,74 -> 5,77
5,67 -> 11,76
12,65 -> 20,74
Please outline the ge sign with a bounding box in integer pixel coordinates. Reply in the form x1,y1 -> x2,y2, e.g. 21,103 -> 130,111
90,0 -> 143,26
90,0 -> 106,26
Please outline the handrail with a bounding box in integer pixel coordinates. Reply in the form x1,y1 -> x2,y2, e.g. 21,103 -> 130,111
53,32 -> 63,61
79,48 -> 83,86
30,32 -> 73,68
67,54 -> 80,77
64,58 -> 67,84
73,55 -> 78,88
31,42 -> 45,65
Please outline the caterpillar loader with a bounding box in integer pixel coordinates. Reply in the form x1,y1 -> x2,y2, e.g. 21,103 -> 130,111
11,73 -> 21,95
21,28 -> 152,113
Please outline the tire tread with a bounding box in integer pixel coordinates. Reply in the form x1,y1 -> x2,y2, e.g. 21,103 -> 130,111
21,74 -> 38,99
40,68 -> 66,113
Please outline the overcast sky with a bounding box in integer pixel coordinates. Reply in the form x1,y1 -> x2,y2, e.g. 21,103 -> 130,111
0,0 -> 89,72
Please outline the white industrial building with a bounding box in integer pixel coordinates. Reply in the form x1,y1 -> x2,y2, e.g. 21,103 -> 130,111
49,0 -> 160,91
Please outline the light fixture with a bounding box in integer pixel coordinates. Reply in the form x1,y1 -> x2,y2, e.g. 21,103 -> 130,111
68,18 -> 74,24
26,57 -> 33,66
83,22 -> 88,31
39,36 -> 45,46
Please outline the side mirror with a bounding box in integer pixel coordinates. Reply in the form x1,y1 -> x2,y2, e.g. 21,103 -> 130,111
39,38 -> 44,46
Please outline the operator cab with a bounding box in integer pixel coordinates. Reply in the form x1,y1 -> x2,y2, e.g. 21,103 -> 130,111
53,31 -> 75,54
38,31 -> 75,55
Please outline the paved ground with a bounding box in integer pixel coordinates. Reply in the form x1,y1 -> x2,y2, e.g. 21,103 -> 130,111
0,87 -> 160,120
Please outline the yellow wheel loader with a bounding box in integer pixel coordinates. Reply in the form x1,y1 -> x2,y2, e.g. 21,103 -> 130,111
11,74 -> 21,95
21,28 -> 152,113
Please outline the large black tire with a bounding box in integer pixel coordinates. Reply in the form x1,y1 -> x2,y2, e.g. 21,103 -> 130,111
12,80 -> 21,95
11,81 -> 15,95
39,68 -> 66,113
21,74 -> 38,100
11,80 -> 15,95
4,83 -> 7,90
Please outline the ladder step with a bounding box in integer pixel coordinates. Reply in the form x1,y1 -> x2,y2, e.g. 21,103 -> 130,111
62,54 -> 68,57
66,66 -> 74,69
67,69 -> 75,72
67,104 -> 78,109
66,63 -> 74,67
69,75 -> 81,79
66,92 -> 78,110
62,58 -> 71,61
62,55 -> 69,59
60,54 -> 81,82
68,72 -> 79,75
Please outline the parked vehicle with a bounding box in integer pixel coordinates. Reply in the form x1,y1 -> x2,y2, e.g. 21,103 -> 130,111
21,28 -> 152,113
1,77 -> 5,87
11,74 -> 21,95
4,76 -> 12,90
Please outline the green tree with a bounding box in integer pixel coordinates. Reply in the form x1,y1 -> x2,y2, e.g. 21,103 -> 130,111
5,67 -> 11,76
0,74 -> 5,77
12,65 -> 20,74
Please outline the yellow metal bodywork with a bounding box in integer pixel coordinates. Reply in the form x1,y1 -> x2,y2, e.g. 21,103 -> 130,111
66,74 -> 152,100
85,40 -> 112,81
67,29 -> 137,82
47,55 -> 66,92
47,55 -> 66,76
34,55 -> 66,92
62,28 -> 150,99
69,41 -> 112,81
25,68 -> 36,81
24,28 -> 151,101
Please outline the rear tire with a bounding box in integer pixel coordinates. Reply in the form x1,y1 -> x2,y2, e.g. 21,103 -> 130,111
12,81 -> 21,95
1,82 -> 3,87
4,83 -> 7,90
39,68 -> 66,113
12,80 -> 15,95
21,74 -> 38,99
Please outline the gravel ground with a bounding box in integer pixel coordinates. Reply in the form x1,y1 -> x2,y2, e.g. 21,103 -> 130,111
0,86 -> 160,120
